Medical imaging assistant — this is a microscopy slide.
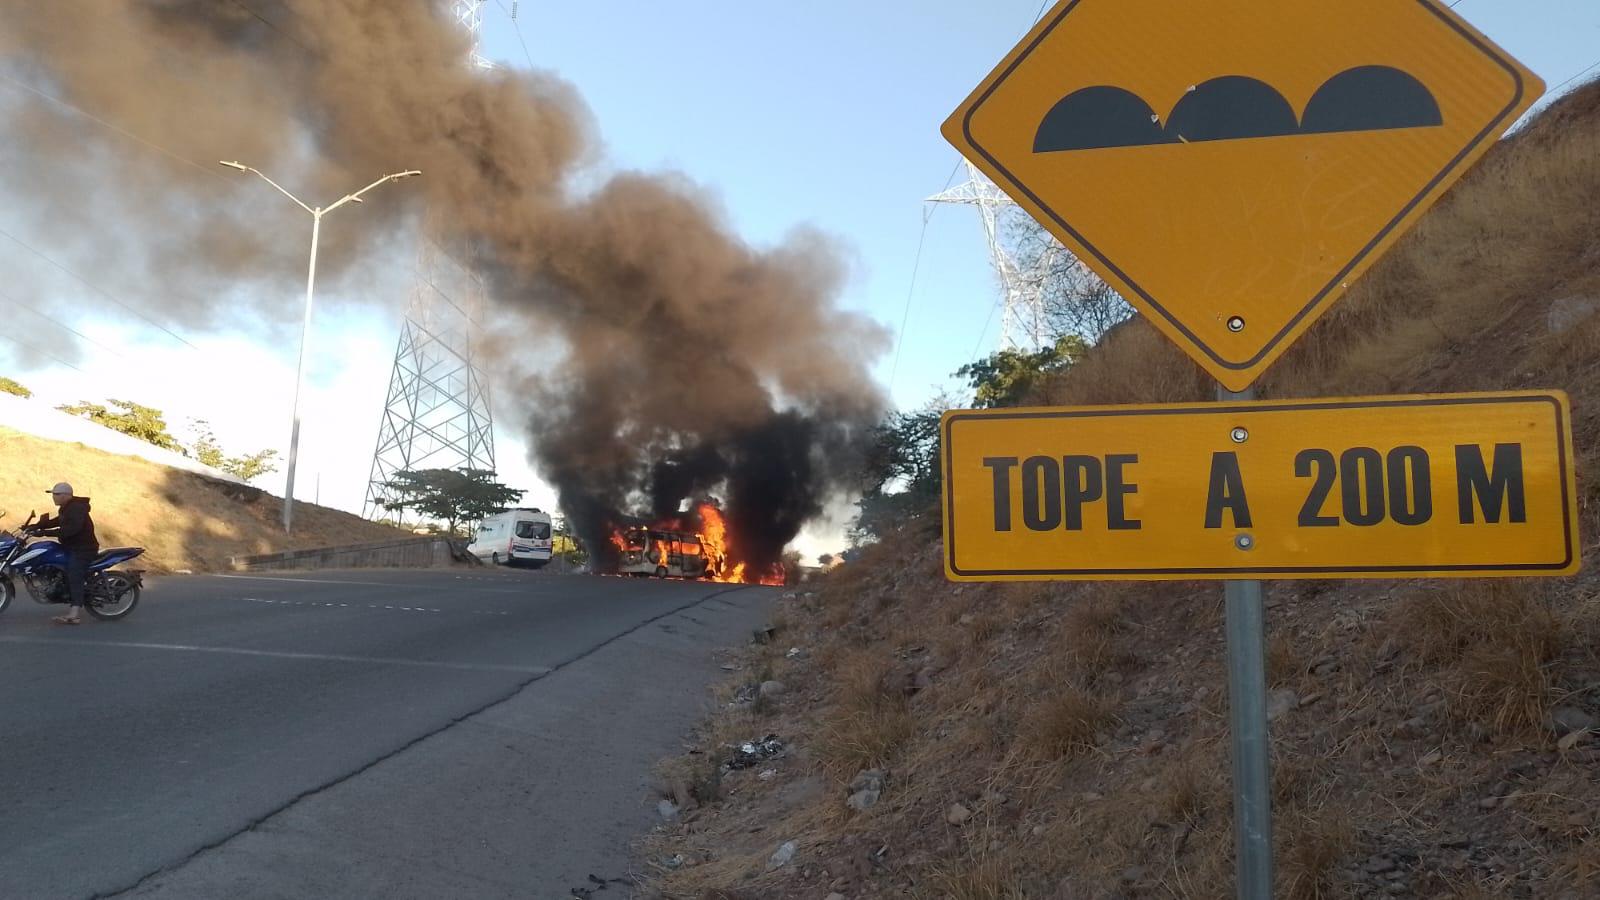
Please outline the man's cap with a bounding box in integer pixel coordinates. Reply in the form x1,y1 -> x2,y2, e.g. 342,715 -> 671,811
47,482 -> 73,495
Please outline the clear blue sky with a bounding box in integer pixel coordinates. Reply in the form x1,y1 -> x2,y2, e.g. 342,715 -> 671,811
478,0 -> 1600,413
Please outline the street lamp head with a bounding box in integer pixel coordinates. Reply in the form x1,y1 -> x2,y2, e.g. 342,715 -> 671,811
219,160 -> 248,172
399,170 -> 422,178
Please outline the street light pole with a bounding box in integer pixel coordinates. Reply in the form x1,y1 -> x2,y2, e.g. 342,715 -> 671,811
220,161 -> 421,533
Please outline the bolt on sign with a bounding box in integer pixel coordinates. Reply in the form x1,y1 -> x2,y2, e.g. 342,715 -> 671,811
941,0 -> 1544,390
942,393 -> 1579,581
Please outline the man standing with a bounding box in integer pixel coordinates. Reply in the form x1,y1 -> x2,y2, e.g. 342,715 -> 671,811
35,482 -> 97,625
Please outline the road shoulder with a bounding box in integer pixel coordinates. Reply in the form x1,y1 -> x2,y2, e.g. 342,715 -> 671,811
119,586 -> 773,899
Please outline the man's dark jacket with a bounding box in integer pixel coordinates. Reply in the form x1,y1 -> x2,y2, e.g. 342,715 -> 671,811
38,497 -> 99,555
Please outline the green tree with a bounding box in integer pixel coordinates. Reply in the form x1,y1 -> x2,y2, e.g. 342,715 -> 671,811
381,468 -> 524,535
953,334 -> 1087,409
58,399 -> 182,451
188,420 -> 279,483
221,450 -> 280,483
849,395 -> 951,546
0,376 -> 31,398
190,421 -> 225,469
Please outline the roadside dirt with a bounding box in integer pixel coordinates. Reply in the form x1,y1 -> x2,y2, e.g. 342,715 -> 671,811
1,426 -> 408,572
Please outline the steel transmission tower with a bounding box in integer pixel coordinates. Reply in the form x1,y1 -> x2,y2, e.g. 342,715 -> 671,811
450,0 -> 495,70
928,160 -> 1055,350
362,1 -> 497,521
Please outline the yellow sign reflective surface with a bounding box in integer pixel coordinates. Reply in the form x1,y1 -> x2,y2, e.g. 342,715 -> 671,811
942,393 -> 1578,581
941,0 -> 1544,390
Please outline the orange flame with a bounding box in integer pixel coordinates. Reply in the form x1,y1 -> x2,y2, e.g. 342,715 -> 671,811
603,502 -> 786,586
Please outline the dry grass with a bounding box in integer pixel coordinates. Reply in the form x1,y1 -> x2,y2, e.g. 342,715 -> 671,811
1057,588 -> 1135,683
1018,677 -> 1113,760
1267,632 -> 1300,688
814,706 -> 916,780
1161,760 -> 1215,826
814,649 -> 917,778
966,610 -> 1006,645
923,848 -> 1019,900
1280,807 -> 1357,900
1390,581 -> 1564,735
0,426 -> 407,572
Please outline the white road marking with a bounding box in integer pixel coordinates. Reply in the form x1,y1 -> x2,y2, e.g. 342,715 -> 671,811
209,574 -> 402,587
0,636 -> 552,675
245,598 -> 446,613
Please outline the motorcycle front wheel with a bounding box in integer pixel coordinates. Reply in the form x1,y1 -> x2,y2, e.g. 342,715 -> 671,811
86,572 -> 140,620
0,575 -> 12,615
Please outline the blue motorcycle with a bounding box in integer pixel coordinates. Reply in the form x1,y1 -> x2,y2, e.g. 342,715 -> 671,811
0,510 -> 145,620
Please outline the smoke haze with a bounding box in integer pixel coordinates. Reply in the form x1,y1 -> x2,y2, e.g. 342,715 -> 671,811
0,1 -> 888,567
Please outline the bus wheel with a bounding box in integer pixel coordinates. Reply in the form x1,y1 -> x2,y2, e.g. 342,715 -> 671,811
491,552 -> 501,566
655,566 -> 669,579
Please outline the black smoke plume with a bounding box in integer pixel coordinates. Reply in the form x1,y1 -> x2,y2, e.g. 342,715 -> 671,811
0,1 -> 888,569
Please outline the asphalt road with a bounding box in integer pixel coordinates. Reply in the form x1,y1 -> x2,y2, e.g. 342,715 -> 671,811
0,568 -> 774,899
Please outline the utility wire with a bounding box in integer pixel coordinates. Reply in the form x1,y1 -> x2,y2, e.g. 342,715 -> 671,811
887,217 -> 931,391
1549,57 -> 1600,95
0,71 -> 214,352
0,331 -> 84,373
0,71 -> 230,187
227,0 -> 314,53
0,289 -> 127,358
0,224 -> 200,350
968,297 -> 1002,364
947,1 -> 1054,372
494,0 -> 539,71
888,160 -> 964,392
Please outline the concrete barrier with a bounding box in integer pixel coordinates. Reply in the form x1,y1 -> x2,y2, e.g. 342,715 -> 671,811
230,536 -> 477,572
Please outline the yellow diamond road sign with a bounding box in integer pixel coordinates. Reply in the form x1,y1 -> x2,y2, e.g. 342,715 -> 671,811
942,0 -> 1545,390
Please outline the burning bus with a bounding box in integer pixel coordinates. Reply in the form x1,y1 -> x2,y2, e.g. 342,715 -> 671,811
615,527 -> 712,579
608,502 -> 785,584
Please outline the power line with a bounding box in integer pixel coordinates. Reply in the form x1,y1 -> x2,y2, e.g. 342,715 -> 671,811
0,289 -> 126,358
0,71 -> 230,187
493,0 -> 538,70
887,216 -> 931,391
968,296 -> 1001,364
1549,57 -> 1600,95
888,159 -> 963,392
0,224 -> 200,350
0,331 -> 84,373
951,2 -> 1053,372
226,0 -> 313,54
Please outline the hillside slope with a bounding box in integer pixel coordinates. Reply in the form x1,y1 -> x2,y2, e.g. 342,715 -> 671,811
1,426 -> 408,573
640,82 -> 1600,898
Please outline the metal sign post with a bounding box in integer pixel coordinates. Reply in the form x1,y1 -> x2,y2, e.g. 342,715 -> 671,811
1220,385 -> 1273,898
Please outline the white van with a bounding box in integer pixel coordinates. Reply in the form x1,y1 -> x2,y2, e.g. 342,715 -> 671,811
469,508 -> 554,568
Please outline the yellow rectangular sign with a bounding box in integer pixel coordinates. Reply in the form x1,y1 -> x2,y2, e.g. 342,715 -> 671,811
942,392 -> 1578,581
